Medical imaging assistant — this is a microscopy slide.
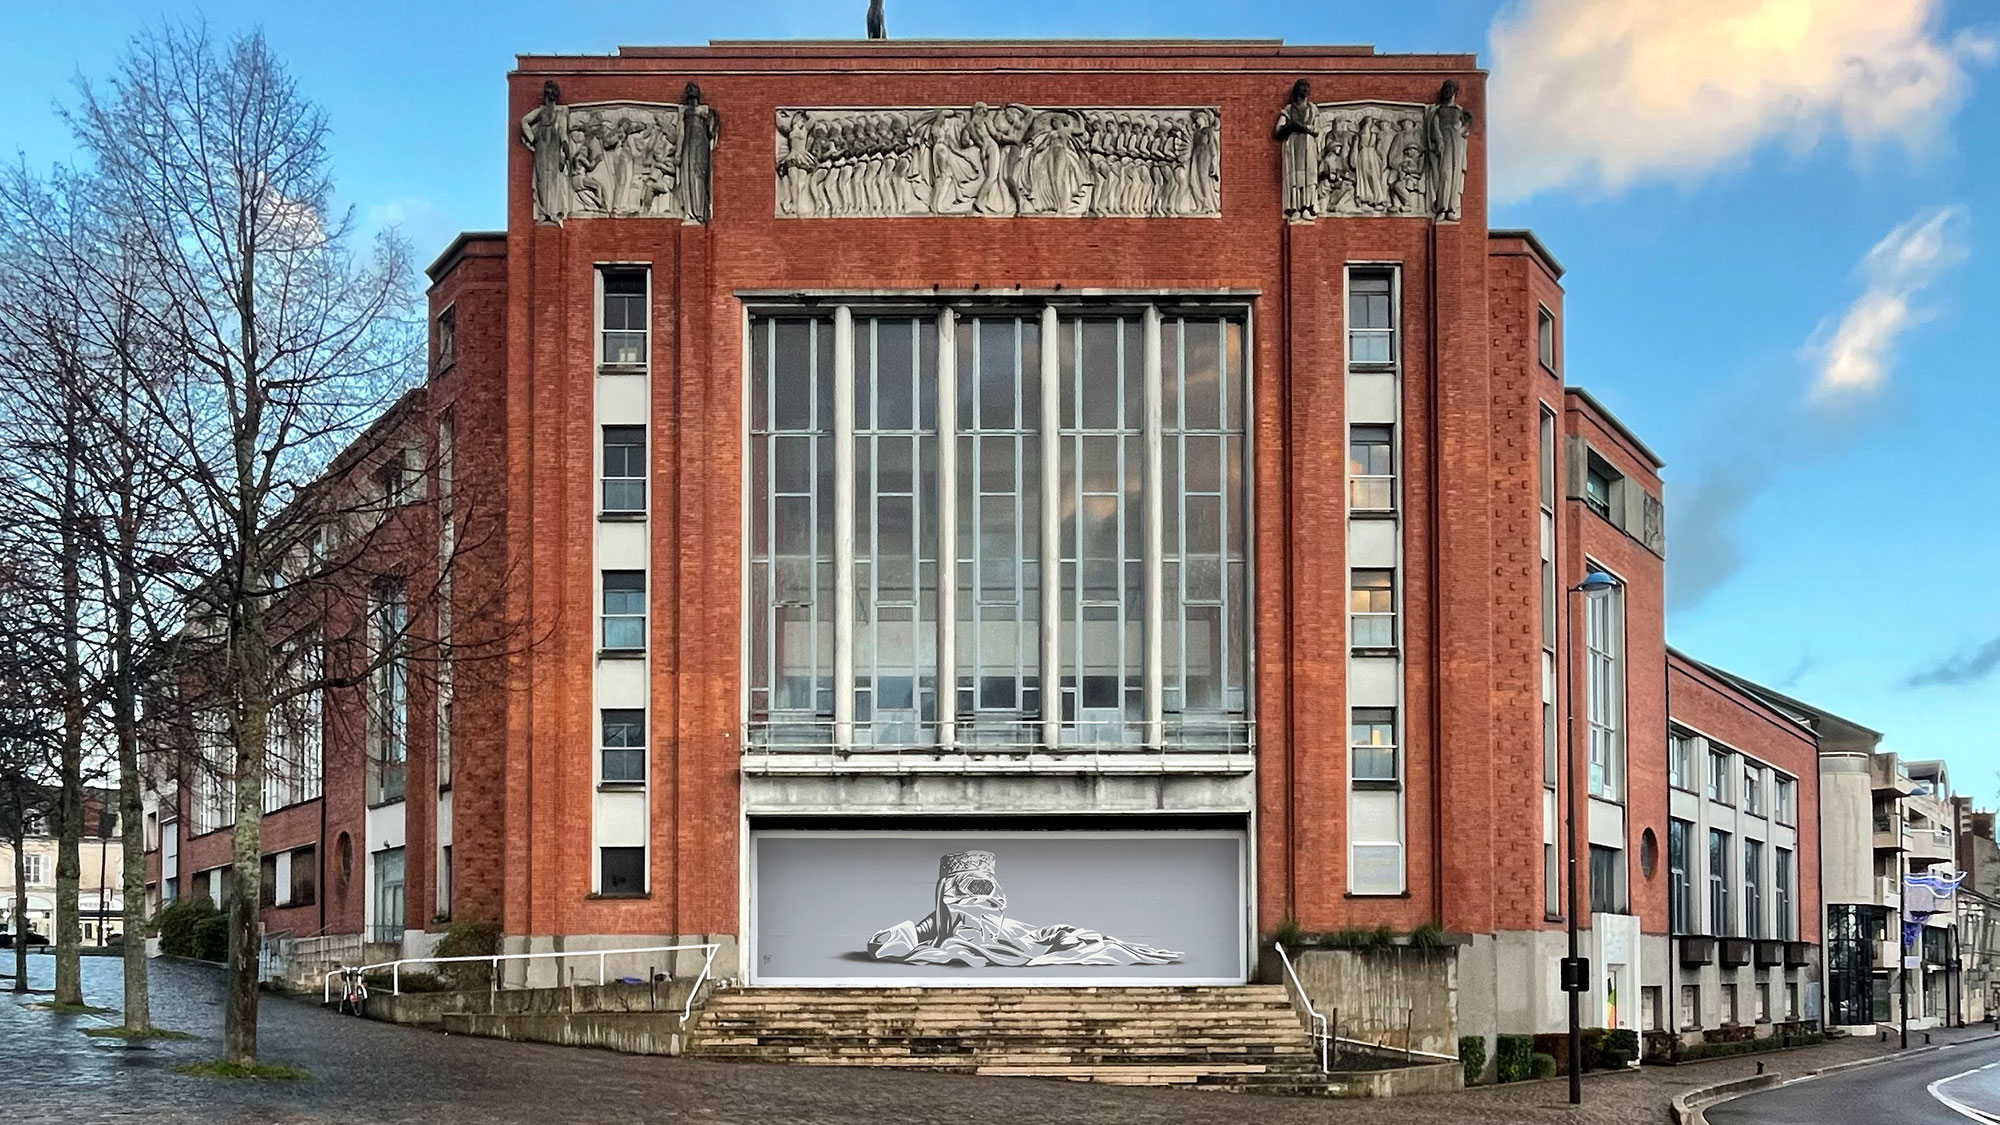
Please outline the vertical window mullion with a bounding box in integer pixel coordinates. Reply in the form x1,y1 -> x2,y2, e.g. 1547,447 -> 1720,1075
936,310 -> 957,752
1039,305 -> 1062,751
1142,306 -> 1164,749
832,307 -> 856,751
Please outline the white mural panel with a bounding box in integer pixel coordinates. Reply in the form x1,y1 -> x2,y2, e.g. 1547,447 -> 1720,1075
750,828 -> 1246,985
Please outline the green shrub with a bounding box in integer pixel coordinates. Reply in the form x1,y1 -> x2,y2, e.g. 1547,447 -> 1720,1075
1459,1035 -> 1487,1086
1495,1034 -> 1535,1083
1677,1035 -> 1803,1063
155,899 -> 223,960
1530,1051 -> 1558,1079
1270,916 -> 1306,950
1409,923 -> 1449,950
194,913 -> 230,963
1601,1028 -> 1640,1069
432,918 -> 504,991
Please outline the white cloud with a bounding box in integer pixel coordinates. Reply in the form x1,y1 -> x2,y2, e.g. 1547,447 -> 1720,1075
1489,0 -> 1994,201
1811,203 -> 1969,397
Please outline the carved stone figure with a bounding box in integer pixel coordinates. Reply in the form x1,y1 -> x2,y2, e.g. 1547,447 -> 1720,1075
1273,81 -> 1475,224
678,82 -> 718,223
867,0 -> 886,39
520,85 -> 709,224
772,104 -> 1221,219
1426,80 -> 1472,221
867,851 -> 1183,968
1273,79 -> 1324,221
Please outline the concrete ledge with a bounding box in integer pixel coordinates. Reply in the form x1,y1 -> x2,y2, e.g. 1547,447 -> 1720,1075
1320,1059 -> 1460,1097
359,979 -> 704,1032
444,1011 -> 692,1056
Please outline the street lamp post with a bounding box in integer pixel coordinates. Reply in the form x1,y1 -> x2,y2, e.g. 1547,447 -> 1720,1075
1564,569 -> 1620,1106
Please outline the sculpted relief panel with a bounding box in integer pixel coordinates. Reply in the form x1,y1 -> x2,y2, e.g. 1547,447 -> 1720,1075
520,81 -> 718,224
775,104 -> 1221,219
1274,79 -> 1472,223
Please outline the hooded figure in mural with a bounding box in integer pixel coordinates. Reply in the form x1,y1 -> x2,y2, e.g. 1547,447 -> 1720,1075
867,850 -> 1183,967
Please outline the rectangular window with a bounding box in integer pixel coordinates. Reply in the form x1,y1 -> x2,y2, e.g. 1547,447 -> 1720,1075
435,305 -> 456,372
1708,748 -> 1731,803
1680,984 -> 1699,1030
600,708 -> 646,784
1744,838 -> 1764,939
1669,728 -> 1695,791
600,846 -> 645,896
1786,983 -> 1800,1020
1722,982 -> 1739,1025
856,315 -> 940,747
1348,272 -> 1395,364
1537,306 -> 1556,370
259,854 -> 277,908
1351,707 -> 1397,783
1775,847 -> 1793,941
1642,985 -> 1663,1032
372,847 -> 405,944
1756,983 -> 1771,1023
1583,454 -> 1622,523
602,425 -> 647,514
1585,576 -> 1624,798
437,844 -> 452,921
1589,844 -> 1626,914
24,853 -> 47,886
600,269 -> 647,367
1545,841 -> 1560,919
1540,407 -> 1557,786
1349,568 -> 1395,649
290,846 -> 316,908
1669,818 -> 1693,934
749,315 -> 837,735
1743,766 -> 1762,815
438,698 -> 453,790
1775,776 -> 1797,825
602,571 -> 646,652
1710,828 -> 1732,935
1348,424 -> 1394,511
368,584 -> 409,805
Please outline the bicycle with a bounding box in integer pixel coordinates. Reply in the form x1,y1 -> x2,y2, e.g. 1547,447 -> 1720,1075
335,967 -> 369,1015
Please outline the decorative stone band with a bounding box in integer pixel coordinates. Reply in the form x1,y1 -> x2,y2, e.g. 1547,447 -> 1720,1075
1274,81 -> 1473,223
775,104 -> 1222,219
520,81 -> 718,225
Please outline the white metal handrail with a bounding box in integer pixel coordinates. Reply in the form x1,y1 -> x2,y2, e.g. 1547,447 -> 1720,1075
1273,941 -> 1331,1073
322,942 -> 721,1022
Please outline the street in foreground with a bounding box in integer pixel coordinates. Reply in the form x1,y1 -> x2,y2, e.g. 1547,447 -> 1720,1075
1709,1034 -> 2000,1124
6,955 -> 2000,1125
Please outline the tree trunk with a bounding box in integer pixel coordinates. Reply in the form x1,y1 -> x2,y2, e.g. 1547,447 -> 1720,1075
223,631 -> 272,1064
10,830 -> 26,991
52,394 -> 84,1009
118,718 -> 148,1027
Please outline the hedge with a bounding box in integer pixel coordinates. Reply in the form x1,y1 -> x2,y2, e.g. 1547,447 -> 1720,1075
156,899 -> 223,960
194,912 -> 231,963
1459,1035 -> 1487,1086
1530,1051 -> 1558,1079
1495,1034 -> 1535,1083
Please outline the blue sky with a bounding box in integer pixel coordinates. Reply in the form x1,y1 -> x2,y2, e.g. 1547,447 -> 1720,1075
2,1 -> 1994,800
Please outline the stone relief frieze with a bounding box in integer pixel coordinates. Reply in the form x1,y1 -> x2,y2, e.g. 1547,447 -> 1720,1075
520,81 -> 718,225
1274,79 -> 1471,223
774,104 -> 1221,219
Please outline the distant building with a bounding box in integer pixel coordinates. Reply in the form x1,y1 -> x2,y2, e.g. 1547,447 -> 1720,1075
0,787 -> 126,945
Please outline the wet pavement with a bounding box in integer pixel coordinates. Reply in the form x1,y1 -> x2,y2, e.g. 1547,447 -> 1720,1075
6,953 -> 1997,1124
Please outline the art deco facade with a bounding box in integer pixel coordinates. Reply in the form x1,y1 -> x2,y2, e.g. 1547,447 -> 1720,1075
143,36 -> 1841,1052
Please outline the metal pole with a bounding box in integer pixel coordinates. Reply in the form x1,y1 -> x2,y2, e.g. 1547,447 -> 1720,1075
1565,584 -> 1583,1105
1901,828 -> 1909,1050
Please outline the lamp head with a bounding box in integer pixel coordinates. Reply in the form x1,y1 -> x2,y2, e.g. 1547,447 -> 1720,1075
1576,570 -> 1620,596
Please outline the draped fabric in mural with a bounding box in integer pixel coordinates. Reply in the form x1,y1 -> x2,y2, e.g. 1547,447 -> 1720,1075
867,850 -> 1183,967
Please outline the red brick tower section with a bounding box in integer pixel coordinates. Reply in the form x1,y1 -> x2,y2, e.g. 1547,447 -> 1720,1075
496,41 -> 1524,944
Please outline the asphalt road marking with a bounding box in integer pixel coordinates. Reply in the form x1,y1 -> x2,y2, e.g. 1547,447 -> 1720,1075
1931,1065 -> 2000,1123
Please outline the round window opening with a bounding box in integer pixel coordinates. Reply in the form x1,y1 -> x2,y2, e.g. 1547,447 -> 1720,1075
1639,828 -> 1659,879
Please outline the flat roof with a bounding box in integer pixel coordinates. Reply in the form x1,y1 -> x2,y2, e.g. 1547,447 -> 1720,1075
1489,228 -> 1565,280
1565,386 -> 1665,470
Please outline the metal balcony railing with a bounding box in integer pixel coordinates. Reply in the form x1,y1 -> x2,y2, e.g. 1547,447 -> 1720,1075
740,716 -> 1255,774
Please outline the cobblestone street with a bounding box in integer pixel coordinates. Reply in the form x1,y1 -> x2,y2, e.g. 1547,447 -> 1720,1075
6,955 -> 1997,1124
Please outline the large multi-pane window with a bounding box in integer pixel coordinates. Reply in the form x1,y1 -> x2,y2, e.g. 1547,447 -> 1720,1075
600,269 -> 647,366
1709,828 -> 1732,935
746,304 -> 1249,753
1585,573 -> 1624,798
1348,274 -> 1394,362
1540,408 -> 1557,783
1775,847 -> 1794,940
1668,818 -> 1693,934
368,583 -> 408,805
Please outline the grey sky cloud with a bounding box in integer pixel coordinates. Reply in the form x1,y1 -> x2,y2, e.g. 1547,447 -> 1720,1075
1906,636 -> 2000,688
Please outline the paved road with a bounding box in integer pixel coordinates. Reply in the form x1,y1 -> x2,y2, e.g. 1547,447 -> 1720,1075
1709,1035 -> 2000,1124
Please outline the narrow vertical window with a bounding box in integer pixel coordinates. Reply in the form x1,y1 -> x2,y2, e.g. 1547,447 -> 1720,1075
602,426 -> 647,514
1669,729 -> 1693,791
1347,424 -> 1394,511
1709,829 -> 1731,935
600,708 -> 646,783
1162,314 -> 1248,740
854,316 -> 939,747
955,315 -> 1042,740
1539,408 -> 1557,783
1668,819 -> 1692,933
435,304 -> 457,372
601,571 -> 646,651
1775,847 -> 1793,941
1350,707 -> 1397,782
1349,568 -> 1395,649
1348,273 -> 1395,363
368,584 -> 408,805
1744,838 -> 1764,939
1585,573 -> 1623,798
1536,305 -> 1555,370
600,269 -> 648,367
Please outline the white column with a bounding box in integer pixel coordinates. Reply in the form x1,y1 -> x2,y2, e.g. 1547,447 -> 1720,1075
1142,305 -> 1164,749
833,306 -> 856,751
1039,305 -> 1062,752
935,310 -> 958,753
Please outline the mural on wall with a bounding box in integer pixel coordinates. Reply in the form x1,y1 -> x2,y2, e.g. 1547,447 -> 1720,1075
520,80 -> 718,224
1273,78 -> 1472,223
751,830 -> 1244,984
774,104 -> 1222,218
868,850 -> 1183,967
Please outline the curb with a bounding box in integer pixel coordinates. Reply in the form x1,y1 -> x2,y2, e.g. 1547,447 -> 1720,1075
1672,1031 -> 2000,1124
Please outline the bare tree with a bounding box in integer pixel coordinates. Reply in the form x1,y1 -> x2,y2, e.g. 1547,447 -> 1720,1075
68,23 -> 423,1063
0,540 -> 63,992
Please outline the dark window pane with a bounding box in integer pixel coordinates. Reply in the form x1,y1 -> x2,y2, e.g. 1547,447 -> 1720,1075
600,847 -> 645,895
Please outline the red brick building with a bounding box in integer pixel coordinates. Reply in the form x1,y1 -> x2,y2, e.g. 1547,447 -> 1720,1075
144,36 -> 1826,1049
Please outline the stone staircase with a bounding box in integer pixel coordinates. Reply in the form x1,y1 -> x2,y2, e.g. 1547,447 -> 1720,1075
685,985 -> 1360,1093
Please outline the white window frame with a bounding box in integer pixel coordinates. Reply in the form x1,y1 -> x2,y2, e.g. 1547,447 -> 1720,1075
1584,557 -> 1625,800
